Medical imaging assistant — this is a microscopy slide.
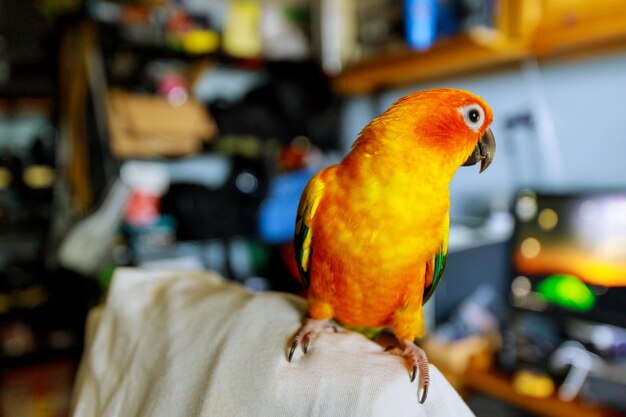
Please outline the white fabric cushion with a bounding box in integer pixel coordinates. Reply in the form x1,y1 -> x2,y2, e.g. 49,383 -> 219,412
71,268 -> 476,417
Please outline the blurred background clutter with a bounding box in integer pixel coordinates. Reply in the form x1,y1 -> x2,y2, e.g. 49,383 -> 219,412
1,0 -> 626,416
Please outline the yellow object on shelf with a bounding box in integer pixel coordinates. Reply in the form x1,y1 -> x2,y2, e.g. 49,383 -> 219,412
23,165 -> 56,189
223,0 -> 262,58
512,370 -> 555,399
182,29 -> 219,55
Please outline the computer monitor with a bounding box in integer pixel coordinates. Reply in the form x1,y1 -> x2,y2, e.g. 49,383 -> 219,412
509,189 -> 626,328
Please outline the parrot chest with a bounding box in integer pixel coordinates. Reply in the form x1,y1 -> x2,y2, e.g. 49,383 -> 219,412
321,176 -> 447,261
308,178 -> 448,326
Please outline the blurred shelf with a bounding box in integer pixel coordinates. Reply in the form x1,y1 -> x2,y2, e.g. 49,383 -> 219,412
454,367 -> 623,417
531,5 -> 626,56
333,33 -> 528,95
0,97 -> 55,114
332,2 -> 626,95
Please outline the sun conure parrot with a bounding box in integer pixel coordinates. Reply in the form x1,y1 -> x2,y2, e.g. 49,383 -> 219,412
288,88 -> 495,403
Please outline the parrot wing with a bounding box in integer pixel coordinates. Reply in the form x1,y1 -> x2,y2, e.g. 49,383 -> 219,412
423,215 -> 449,305
294,172 -> 326,288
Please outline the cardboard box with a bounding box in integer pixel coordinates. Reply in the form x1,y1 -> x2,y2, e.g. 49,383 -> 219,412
107,89 -> 217,158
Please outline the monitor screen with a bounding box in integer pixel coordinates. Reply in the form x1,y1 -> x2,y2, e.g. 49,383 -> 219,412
509,189 -> 626,327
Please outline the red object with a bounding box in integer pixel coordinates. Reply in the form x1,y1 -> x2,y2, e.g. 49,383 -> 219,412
121,6 -> 150,24
167,10 -> 195,33
124,191 -> 160,226
278,147 -> 306,171
159,74 -> 187,96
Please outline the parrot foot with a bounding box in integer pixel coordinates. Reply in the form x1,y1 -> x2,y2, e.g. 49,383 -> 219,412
288,318 -> 339,361
385,340 -> 430,404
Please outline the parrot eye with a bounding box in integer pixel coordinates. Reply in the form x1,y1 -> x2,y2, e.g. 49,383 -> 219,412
459,104 -> 485,132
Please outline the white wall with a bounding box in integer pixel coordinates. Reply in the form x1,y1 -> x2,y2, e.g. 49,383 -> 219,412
340,51 -> 626,221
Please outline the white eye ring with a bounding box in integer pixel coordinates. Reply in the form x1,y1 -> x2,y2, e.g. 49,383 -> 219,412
458,104 -> 484,132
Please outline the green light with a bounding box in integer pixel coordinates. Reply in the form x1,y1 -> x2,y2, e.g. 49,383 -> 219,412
537,274 -> 595,312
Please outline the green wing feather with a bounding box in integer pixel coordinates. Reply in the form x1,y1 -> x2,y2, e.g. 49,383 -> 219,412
294,173 -> 325,288
294,218 -> 311,287
423,215 -> 449,305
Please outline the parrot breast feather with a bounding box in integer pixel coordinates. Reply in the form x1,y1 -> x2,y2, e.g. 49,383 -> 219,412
294,172 -> 325,288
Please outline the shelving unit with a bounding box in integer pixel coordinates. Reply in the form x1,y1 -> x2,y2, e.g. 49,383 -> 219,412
332,1 -> 626,95
333,32 -> 527,95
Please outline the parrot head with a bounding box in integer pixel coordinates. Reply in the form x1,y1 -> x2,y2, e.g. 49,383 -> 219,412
356,88 -> 495,176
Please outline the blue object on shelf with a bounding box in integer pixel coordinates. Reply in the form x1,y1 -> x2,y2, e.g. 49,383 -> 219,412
258,169 -> 315,244
405,0 -> 438,51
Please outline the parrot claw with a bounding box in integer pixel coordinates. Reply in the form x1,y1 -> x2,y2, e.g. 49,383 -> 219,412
288,341 -> 298,361
419,383 -> 429,404
288,318 -> 337,361
385,340 -> 430,404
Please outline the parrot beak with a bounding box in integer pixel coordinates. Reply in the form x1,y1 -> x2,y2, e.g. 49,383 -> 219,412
463,128 -> 495,173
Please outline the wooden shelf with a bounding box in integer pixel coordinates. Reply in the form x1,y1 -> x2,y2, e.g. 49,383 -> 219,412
452,367 -> 623,417
332,2 -> 626,95
534,21 -> 626,57
333,33 -> 527,95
